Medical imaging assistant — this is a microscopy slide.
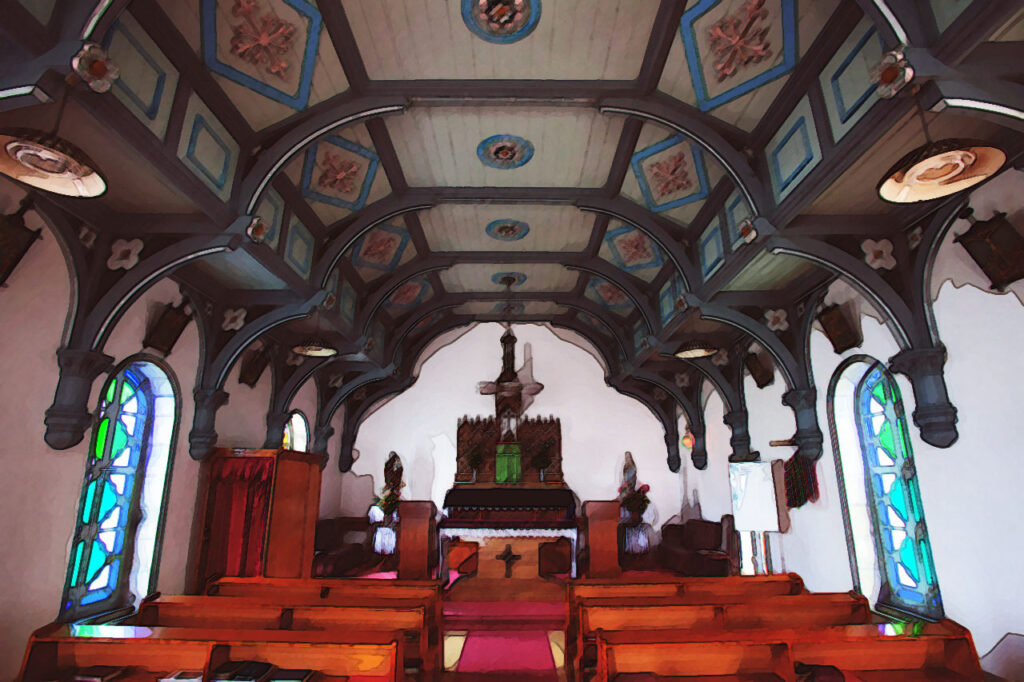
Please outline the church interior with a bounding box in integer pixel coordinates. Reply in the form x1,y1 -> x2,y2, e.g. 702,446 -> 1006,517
2,0 -> 1024,680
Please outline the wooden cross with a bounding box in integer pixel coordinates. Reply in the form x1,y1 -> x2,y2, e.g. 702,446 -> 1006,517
495,543 -> 522,578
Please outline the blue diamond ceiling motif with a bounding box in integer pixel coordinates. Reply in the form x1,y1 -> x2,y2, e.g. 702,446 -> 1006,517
631,135 -> 710,212
680,0 -> 797,111
603,225 -> 665,277
301,135 -> 380,211
201,0 -> 322,110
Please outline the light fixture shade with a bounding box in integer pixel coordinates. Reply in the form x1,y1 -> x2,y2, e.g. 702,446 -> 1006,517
292,339 -> 338,357
674,342 -> 717,359
878,138 -> 1004,203
0,129 -> 106,197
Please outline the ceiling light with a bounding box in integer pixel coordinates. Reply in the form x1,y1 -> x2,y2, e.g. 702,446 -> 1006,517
878,138 -> 1005,203
0,129 -> 106,197
292,340 -> 338,358
674,342 -> 717,359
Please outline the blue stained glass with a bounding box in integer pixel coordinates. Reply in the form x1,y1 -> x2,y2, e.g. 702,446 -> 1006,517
855,364 -> 943,620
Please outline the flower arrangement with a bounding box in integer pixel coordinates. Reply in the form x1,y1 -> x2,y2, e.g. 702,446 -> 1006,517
373,483 -> 404,516
619,482 -> 650,515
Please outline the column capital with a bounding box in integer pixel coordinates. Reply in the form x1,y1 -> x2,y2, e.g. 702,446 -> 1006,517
44,348 -> 115,449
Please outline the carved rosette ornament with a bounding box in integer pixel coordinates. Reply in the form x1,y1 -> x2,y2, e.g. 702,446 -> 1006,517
44,348 -> 115,449
782,388 -> 824,460
889,346 -> 959,447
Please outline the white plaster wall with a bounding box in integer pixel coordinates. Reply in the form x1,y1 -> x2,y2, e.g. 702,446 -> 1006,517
0,180 -> 204,677
217,358 -> 273,448
753,170 -> 1024,656
681,391 -> 735,524
352,323 -> 683,527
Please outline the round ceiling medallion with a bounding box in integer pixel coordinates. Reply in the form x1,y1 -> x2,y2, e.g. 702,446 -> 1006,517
477,134 -> 534,169
0,129 -> 106,197
462,0 -> 540,44
491,271 -> 528,287
486,218 -> 530,241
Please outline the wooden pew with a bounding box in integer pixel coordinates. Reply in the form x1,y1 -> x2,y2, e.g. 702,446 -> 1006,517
591,623 -> 984,681
568,573 -> 805,604
572,593 -> 870,676
136,595 -> 435,675
19,623 -> 401,682
207,576 -> 443,644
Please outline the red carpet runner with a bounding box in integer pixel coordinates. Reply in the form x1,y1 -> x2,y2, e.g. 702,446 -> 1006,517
456,630 -> 559,680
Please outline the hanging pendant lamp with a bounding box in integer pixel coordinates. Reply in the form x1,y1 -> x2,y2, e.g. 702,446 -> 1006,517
877,102 -> 1004,203
292,304 -> 338,357
0,45 -> 113,198
673,341 -> 718,359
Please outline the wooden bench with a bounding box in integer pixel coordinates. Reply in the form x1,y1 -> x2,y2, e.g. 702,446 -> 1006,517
568,573 -> 805,605
136,595 -> 436,675
207,577 -> 443,643
572,593 -> 870,676
591,623 -> 983,681
19,623 -> 401,682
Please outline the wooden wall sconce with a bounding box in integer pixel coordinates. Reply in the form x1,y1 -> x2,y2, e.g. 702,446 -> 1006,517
238,345 -> 270,387
143,301 -> 192,356
744,350 -> 774,388
0,199 -> 41,288
954,206 -> 1024,292
817,303 -> 863,354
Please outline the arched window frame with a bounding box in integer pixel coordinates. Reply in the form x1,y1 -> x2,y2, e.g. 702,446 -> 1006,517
827,356 -> 944,621
282,409 -> 309,452
59,355 -> 180,622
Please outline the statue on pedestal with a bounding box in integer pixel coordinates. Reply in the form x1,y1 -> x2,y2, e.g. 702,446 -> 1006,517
370,451 -> 404,554
618,452 -> 651,555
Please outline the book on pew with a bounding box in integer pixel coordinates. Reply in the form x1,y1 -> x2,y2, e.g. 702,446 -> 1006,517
268,669 -> 315,682
160,672 -> 203,682
73,666 -> 126,682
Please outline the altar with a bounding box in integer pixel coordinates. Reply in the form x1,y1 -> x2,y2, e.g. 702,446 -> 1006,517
439,327 -> 580,581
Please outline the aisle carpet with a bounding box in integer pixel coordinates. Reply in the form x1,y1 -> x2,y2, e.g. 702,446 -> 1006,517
455,630 -> 559,680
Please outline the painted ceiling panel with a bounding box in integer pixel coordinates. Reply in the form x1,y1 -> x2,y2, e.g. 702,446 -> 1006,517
346,223 -> 418,283
342,0 -> 659,80
599,224 -> 665,283
620,122 -> 727,227
658,0 -> 839,131
454,301 -> 569,317
384,278 -> 434,315
420,204 -> 593,252
387,107 -> 622,187
720,251 -> 817,291
439,263 -> 579,293
584,276 -> 635,317
282,124 -> 392,226
161,0 -> 349,129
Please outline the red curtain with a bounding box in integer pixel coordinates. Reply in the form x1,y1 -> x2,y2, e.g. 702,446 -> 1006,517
206,458 -> 274,578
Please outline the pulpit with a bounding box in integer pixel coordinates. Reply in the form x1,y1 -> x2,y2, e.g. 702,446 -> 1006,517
188,447 -> 323,592
584,501 -> 622,578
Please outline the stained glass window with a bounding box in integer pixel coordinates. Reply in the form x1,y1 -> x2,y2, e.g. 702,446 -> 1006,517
855,364 -> 943,620
61,360 -> 178,621
283,410 -> 309,451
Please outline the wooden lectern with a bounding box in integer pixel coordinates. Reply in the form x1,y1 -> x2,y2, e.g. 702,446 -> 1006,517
584,500 -> 622,578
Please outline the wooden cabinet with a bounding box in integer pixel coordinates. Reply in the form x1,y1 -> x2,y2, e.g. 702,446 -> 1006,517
188,448 -> 323,592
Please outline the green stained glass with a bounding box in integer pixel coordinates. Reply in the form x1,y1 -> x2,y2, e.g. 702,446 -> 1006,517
878,421 -> 895,456
111,422 -> 128,456
94,419 -> 109,460
82,481 -> 96,524
98,481 -> 117,522
920,540 -> 935,585
120,382 -> 134,405
909,485 -> 922,518
105,380 -> 115,404
872,381 -> 886,404
71,541 -> 84,585
86,540 -> 106,583
899,540 -> 919,582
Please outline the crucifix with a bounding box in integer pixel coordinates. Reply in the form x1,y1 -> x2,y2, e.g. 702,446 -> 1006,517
495,543 -> 522,578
